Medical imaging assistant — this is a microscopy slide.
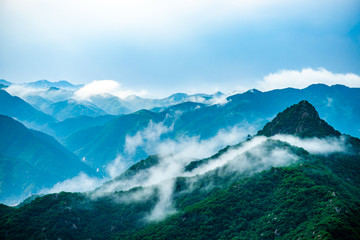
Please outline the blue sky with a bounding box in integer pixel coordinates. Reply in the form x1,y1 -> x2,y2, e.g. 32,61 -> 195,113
0,0 -> 359,97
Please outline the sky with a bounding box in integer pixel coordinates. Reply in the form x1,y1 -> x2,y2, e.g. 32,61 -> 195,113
1,0 -> 360,97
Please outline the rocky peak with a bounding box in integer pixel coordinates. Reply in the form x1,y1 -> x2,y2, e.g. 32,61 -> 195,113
257,100 -> 341,138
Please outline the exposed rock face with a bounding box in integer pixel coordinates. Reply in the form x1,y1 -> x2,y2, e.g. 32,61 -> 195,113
257,100 -> 341,138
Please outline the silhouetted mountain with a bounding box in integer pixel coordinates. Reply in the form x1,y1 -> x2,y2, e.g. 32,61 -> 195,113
258,100 -> 341,138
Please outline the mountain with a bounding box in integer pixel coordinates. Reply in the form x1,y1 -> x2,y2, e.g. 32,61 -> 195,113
65,109 -> 168,172
61,84 -> 360,175
5,80 -> 225,117
43,99 -> 107,121
151,101 -> 206,113
0,79 -> 12,86
26,80 -> 82,90
227,84 -> 360,137
49,114 -> 117,140
257,100 -> 341,138
1,101 -> 359,239
63,102 -> 206,173
0,115 -> 98,205
84,91 -> 224,115
0,89 -> 56,129
21,95 -> 54,111
0,153 -> 50,205
86,94 -> 132,115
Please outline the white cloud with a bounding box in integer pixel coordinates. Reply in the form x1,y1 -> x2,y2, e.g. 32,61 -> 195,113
100,126 -> 253,193
106,156 -> 128,179
257,68 -> 360,91
93,126 -> 254,220
39,126 -> 348,222
125,120 -> 174,155
102,133 -> 348,221
271,135 -> 347,155
73,80 -> 147,100
5,85 -> 44,98
145,181 -> 176,222
40,173 -> 106,194
5,84 -> 73,102
187,94 -> 229,106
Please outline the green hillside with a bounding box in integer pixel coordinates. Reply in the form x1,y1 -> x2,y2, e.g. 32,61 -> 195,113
0,101 -> 359,239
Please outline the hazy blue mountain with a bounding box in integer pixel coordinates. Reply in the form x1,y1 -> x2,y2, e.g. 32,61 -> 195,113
151,101 -> 206,113
40,87 -> 74,102
1,102 -> 359,239
0,115 -> 98,205
0,89 -> 56,128
64,102 -> 206,173
84,91 -> 225,115
62,84 -> 360,175
126,91 -> 225,111
0,79 -> 12,86
3,84 -> 74,113
227,84 -> 360,137
18,87 -> 74,110
22,95 -> 54,111
50,114 -> 117,140
66,110 -> 168,173
4,80 -> 225,117
0,153 -> 50,205
43,99 -> 107,121
86,94 -> 132,115
170,84 -> 360,139
26,80 -> 82,90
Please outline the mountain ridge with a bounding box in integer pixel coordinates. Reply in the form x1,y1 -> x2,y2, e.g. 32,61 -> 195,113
0,115 -> 98,204
257,100 -> 341,138
1,101 -> 360,239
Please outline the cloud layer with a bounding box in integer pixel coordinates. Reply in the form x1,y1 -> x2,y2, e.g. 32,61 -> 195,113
41,173 -> 105,194
90,133 -> 347,221
257,68 -> 360,91
73,80 -> 147,100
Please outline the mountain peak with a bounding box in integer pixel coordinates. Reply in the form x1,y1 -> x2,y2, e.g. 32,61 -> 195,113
257,100 -> 341,138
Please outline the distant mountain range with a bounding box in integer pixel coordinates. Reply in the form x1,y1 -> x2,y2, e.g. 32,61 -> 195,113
42,99 -> 107,121
0,89 -> 56,129
2,80 -> 360,174
1,80 -> 360,202
2,79 -> 225,117
0,79 -> 12,86
1,101 -> 359,239
57,84 -> 360,175
25,80 -> 82,90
